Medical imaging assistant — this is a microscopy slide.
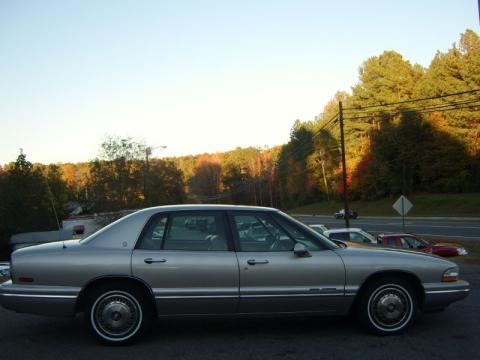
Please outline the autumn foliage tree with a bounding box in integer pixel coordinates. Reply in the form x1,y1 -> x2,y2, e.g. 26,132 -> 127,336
0,153 -> 64,258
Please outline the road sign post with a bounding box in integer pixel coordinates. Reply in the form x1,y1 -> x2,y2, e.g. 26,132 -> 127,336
393,195 -> 413,232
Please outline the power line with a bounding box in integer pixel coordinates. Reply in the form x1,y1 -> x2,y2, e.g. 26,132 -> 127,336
343,98 -> 479,118
342,89 -> 480,111
344,102 -> 480,120
343,99 -> 480,120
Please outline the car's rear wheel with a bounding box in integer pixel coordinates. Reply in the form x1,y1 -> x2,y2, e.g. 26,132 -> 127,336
358,277 -> 417,335
85,284 -> 151,345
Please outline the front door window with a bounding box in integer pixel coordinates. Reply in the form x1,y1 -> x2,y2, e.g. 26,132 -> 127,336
233,213 -> 295,251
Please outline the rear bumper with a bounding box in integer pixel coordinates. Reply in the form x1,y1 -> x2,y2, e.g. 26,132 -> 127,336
0,280 -> 80,317
422,280 -> 470,311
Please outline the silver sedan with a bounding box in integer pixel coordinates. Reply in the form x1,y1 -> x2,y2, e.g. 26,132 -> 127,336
0,205 -> 470,345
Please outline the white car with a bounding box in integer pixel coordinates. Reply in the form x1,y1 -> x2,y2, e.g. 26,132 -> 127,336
323,228 -> 377,244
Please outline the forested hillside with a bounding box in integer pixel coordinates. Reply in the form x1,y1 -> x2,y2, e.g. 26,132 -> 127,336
1,30 -> 479,252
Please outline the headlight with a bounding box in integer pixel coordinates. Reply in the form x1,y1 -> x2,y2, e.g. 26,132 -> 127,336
442,267 -> 459,282
457,248 -> 468,256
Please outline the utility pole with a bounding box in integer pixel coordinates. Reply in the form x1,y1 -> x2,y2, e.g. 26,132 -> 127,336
339,101 -> 350,228
44,178 -> 61,230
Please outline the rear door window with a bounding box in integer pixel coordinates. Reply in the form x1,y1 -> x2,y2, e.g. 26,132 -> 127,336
137,211 -> 230,251
163,212 -> 229,251
136,215 -> 168,250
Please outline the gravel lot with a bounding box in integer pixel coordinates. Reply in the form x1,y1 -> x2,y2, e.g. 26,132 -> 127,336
0,264 -> 478,360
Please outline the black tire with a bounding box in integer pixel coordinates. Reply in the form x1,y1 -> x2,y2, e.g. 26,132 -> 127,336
358,277 -> 417,335
85,283 -> 151,345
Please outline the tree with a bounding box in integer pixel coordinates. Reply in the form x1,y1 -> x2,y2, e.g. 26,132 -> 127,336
351,51 -> 424,107
415,29 -> 480,154
188,156 -> 223,202
345,51 -> 425,164
351,111 -> 472,199
146,159 -> 185,205
0,152 -> 63,258
89,136 -> 146,211
307,129 -> 341,200
278,121 -> 316,208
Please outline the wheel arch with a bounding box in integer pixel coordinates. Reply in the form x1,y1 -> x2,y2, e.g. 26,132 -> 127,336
351,270 -> 425,313
75,275 -> 157,316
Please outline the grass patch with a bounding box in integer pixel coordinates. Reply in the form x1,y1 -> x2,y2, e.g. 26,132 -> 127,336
289,193 -> 480,217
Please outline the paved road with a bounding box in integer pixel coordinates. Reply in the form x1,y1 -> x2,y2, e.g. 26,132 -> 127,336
294,215 -> 480,241
0,264 -> 478,360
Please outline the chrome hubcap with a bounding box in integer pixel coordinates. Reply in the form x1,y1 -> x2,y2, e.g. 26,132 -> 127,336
369,286 -> 411,330
94,293 -> 140,338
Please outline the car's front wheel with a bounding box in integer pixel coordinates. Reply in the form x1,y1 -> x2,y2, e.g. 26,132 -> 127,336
358,277 -> 417,335
85,285 -> 151,345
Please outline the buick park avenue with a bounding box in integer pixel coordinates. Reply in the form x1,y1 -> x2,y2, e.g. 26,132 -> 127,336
0,205 -> 469,344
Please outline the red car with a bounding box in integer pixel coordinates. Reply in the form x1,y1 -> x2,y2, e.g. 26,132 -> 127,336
377,233 -> 468,257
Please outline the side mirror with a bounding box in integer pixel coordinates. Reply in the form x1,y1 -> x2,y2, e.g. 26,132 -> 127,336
294,243 -> 311,257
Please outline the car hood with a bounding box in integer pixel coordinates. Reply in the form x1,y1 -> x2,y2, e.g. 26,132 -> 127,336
336,242 -> 449,261
431,242 -> 464,249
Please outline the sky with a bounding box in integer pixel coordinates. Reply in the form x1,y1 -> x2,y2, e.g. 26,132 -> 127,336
0,0 -> 478,165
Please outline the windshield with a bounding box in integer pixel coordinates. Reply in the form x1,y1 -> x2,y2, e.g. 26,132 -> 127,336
359,230 -> 376,242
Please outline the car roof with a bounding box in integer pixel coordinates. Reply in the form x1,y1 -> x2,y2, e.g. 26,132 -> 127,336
379,233 -> 415,237
324,228 -> 362,233
138,204 -> 279,213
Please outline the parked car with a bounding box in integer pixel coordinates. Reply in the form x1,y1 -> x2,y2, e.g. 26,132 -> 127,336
0,205 -> 469,344
334,209 -> 358,219
377,233 -> 468,257
0,263 -> 10,281
309,224 -> 329,233
323,228 -> 377,244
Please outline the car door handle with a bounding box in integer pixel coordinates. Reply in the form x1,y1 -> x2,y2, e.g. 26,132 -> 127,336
247,259 -> 269,265
144,258 -> 167,264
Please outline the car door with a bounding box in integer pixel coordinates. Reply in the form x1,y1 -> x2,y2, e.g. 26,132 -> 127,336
131,210 -> 239,315
230,211 -> 346,314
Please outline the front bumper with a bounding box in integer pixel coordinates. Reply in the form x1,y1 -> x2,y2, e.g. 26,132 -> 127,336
0,280 -> 80,317
422,280 -> 470,311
